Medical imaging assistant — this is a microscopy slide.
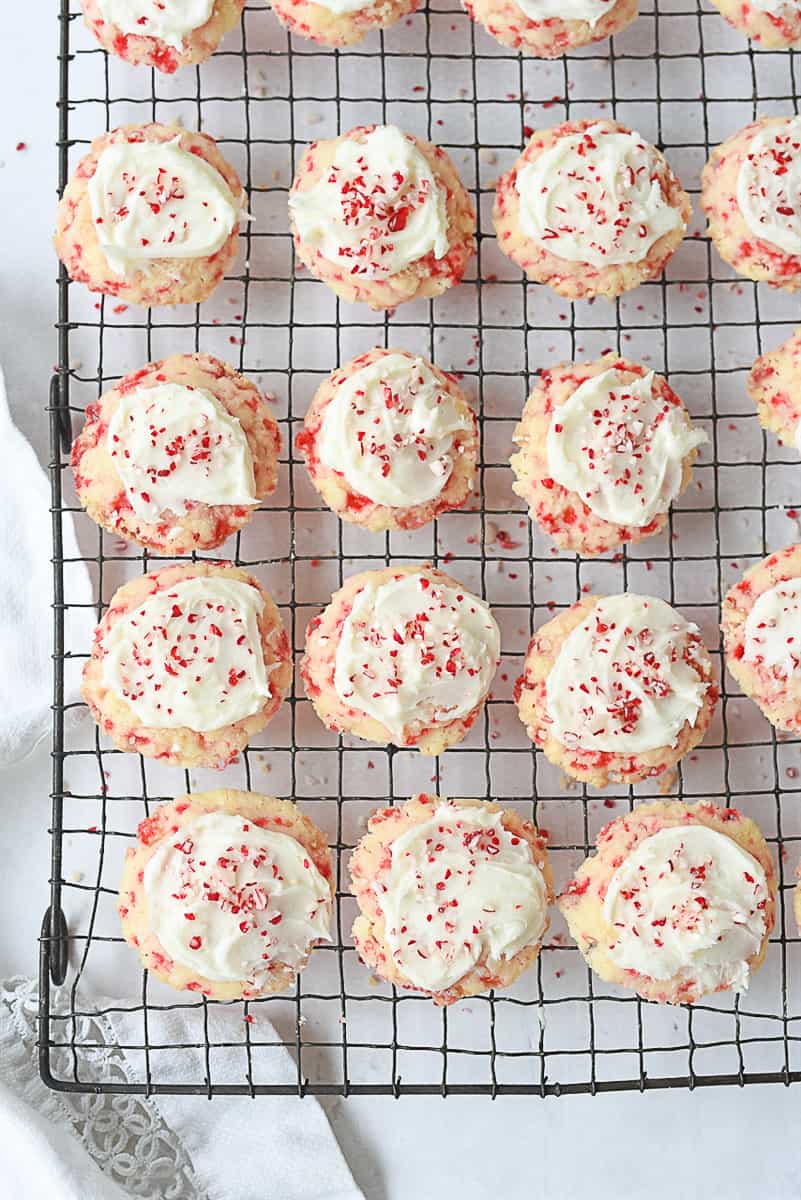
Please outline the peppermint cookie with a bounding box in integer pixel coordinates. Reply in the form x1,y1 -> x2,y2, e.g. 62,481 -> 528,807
271,0 -> 420,46
119,790 -> 333,999
747,328 -> 801,452
722,544 -> 801,733
510,354 -> 707,556
72,354 -> 281,554
708,0 -> 801,48
702,116 -> 801,292
559,801 -> 775,1005
493,119 -> 690,300
82,562 -> 292,769
54,123 -> 244,307
295,347 -> 478,532
350,795 -> 552,1005
80,0 -> 245,72
462,0 -> 637,57
302,564 -> 501,754
515,594 -> 718,787
289,124 -> 476,311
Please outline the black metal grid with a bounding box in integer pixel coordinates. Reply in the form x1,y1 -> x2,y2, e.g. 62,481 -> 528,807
40,0 -> 801,1097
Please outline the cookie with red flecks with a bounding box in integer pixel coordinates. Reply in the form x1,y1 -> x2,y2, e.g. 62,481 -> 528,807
119,789 -> 333,999
708,0 -> 801,49
302,564 -> 501,755
515,593 -> 718,787
350,794 -> 553,1005
295,347 -> 478,532
510,353 -> 707,556
701,116 -> 801,292
80,0 -> 245,73
493,119 -> 690,300
722,543 -> 801,733
289,124 -> 476,311
559,800 -> 775,1005
271,0 -> 421,46
462,0 -> 637,57
747,328 -> 801,453
72,354 -> 281,555
82,562 -> 292,769
54,123 -> 244,307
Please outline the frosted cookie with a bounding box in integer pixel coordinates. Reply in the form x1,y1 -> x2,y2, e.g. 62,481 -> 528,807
289,124 -> 476,311
271,0 -> 420,46
80,0 -> 245,72
708,0 -> 801,48
747,328 -> 801,452
558,801 -> 775,1005
302,564 -> 501,754
350,794 -> 552,1005
82,562 -> 292,769
515,594 -> 718,787
702,116 -> 801,292
54,123 -> 244,307
493,119 -> 690,300
71,354 -> 281,554
722,544 -> 801,733
462,0 -> 637,57
295,347 -> 478,532
510,354 -> 707,556
119,790 -> 333,999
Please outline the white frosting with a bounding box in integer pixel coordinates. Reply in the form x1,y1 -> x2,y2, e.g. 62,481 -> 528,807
102,576 -> 271,731
545,594 -> 709,755
88,137 -> 239,277
743,576 -> 801,677
144,811 -> 331,984
749,0 -> 798,16
107,382 -> 257,526
737,117 -> 801,257
546,368 -> 707,527
310,0 -> 371,12
379,802 -> 548,992
515,0 -> 615,27
318,354 -> 470,508
96,0 -> 215,49
515,123 -> 683,268
333,572 -> 500,743
604,825 -> 769,994
289,125 -> 449,279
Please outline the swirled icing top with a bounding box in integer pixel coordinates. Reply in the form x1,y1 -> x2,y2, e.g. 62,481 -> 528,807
515,123 -> 683,268
378,802 -> 548,991
603,824 -> 769,994
144,811 -> 331,984
88,136 -> 239,277
107,381 -> 257,526
545,368 -> 707,527
317,354 -> 470,508
95,0 -> 215,49
515,0 -> 615,27
743,577 -> 801,677
333,571 -> 500,743
737,117 -> 801,257
101,576 -> 271,730
545,594 -> 709,754
289,125 -> 449,278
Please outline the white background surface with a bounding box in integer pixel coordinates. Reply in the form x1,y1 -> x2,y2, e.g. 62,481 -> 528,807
2,5 -> 801,1198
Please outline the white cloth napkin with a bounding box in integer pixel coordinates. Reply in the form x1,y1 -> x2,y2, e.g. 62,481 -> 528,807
1,978 -> 363,1200
0,368 -> 93,765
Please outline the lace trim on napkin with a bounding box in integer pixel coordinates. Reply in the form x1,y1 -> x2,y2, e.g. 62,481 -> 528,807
0,977 -> 205,1200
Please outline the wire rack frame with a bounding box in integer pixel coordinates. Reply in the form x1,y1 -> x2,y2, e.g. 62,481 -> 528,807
39,0 -> 801,1097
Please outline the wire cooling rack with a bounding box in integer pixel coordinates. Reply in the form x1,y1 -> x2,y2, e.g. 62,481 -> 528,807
41,0 -> 801,1098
